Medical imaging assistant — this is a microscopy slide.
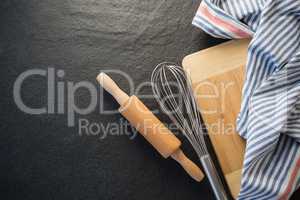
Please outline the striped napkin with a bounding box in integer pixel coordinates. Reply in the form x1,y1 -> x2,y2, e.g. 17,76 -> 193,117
193,0 -> 300,199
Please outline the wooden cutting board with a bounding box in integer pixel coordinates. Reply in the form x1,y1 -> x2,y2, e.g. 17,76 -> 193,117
182,39 -> 250,198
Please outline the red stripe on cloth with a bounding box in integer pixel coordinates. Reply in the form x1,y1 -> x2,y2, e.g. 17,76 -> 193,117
279,156 -> 300,200
198,3 -> 251,38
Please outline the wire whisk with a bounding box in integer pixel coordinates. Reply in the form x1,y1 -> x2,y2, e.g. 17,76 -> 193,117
151,63 -> 228,200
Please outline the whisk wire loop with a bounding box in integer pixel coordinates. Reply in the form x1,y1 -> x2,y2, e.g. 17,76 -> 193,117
151,63 -> 228,200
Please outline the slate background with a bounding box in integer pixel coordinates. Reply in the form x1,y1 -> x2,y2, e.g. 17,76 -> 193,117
1,0 -> 298,200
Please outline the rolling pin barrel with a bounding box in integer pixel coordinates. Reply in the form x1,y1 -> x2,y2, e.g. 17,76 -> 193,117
119,95 -> 181,158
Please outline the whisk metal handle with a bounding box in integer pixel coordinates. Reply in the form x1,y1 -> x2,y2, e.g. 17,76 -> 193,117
201,155 -> 228,200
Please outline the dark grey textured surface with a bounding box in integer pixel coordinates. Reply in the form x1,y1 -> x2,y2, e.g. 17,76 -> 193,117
2,0 -> 290,200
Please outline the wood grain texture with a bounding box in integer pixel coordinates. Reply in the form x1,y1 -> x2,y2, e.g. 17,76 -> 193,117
182,39 -> 250,198
225,169 -> 243,198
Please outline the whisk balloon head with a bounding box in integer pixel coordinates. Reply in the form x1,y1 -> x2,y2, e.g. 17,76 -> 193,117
151,62 -> 208,156
151,63 -> 229,200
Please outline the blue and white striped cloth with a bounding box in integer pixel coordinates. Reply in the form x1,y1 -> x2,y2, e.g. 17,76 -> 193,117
193,0 -> 300,199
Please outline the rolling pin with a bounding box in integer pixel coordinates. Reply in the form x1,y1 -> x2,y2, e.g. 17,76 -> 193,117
97,73 -> 204,182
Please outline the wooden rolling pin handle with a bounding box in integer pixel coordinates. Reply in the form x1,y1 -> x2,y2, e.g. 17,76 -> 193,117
171,149 -> 204,182
97,72 -> 129,106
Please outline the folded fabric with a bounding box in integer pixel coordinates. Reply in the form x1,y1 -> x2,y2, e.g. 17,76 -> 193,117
193,0 -> 300,199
